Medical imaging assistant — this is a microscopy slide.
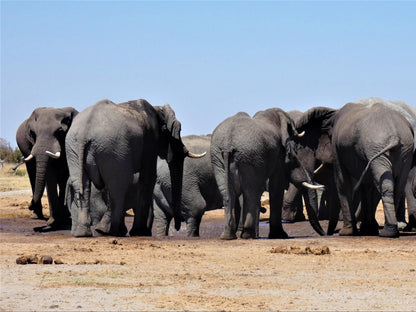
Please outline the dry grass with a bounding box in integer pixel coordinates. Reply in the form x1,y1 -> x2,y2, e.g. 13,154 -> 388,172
0,162 -> 30,192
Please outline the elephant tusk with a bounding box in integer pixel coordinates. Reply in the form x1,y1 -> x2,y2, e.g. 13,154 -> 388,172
314,163 -> 324,174
24,154 -> 34,162
187,151 -> 207,158
302,182 -> 325,190
46,151 -> 61,159
297,131 -> 305,137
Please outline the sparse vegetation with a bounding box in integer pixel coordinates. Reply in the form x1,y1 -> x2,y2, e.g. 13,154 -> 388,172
0,138 -> 22,164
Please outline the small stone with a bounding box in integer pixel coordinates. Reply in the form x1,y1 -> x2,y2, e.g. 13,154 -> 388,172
54,258 -> 64,265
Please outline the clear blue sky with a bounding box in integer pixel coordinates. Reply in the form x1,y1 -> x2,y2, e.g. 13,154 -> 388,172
1,1 -> 415,148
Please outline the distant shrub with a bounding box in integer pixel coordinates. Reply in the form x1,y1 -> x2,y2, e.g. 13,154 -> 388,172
0,138 -> 22,163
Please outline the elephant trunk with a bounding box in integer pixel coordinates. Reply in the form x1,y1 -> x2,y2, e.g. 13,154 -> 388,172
32,155 -> 49,205
302,188 -> 326,236
168,157 -> 184,231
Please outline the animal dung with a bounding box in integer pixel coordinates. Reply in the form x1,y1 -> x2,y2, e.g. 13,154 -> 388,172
270,245 -> 330,255
16,254 -> 55,264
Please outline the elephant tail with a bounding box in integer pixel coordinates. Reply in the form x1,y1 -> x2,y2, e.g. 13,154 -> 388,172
352,136 -> 401,197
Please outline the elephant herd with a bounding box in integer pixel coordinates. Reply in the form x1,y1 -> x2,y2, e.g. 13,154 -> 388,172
16,97 -> 416,239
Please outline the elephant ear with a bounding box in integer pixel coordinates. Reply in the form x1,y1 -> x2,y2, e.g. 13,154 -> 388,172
277,110 -> 299,158
59,107 -> 79,133
296,106 -> 337,135
296,106 -> 337,163
158,104 -> 188,162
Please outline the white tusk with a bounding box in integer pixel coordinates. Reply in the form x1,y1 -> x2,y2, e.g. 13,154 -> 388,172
46,151 -> 61,159
314,163 -> 324,174
297,131 -> 305,137
187,151 -> 207,158
24,154 -> 34,162
302,182 -> 325,190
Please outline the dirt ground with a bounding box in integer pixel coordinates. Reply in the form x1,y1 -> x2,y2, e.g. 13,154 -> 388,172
1,165 -> 416,311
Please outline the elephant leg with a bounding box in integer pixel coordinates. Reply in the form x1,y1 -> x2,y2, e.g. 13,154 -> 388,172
130,170 -> 156,237
359,186 -> 380,236
153,195 -> 172,237
404,167 -> 416,232
186,215 -> 202,237
282,184 -> 305,222
57,169 -> 71,223
220,192 -> 238,240
334,162 -> 358,236
240,188 -> 262,239
327,180 -> 341,235
371,159 -> 399,238
45,173 -> 59,226
108,194 -> 128,237
185,195 -> 206,237
26,162 -> 44,219
236,196 -> 243,238
268,173 -> 288,239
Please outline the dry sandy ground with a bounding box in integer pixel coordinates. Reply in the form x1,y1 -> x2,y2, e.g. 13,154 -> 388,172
1,167 -> 416,311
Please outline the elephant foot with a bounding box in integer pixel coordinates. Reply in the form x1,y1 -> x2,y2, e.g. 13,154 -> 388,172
220,231 -> 237,240
403,215 -> 416,232
359,221 -> 379,236
46,217 -> 71,230
397,221 -> 407,231
129,227 -> 152,237
379,224 -> 399,238
129,229 -> 152,236
94,214 -> 112,236
240,230 -> 257,239
187,231 -> 200,237
30,211 -> 45,220
339,226 -> 357,236
71,224 -> 92,237
268,230 -> 289,239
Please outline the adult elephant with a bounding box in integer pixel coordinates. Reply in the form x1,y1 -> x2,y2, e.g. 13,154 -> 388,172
65,99 -> 205,237
210,109 -> 325,240
296,99 -> 414,237
283,108 -> 341,229
16,107 -> 78,228
355,97 -> 416,232
152,135 -> 223,237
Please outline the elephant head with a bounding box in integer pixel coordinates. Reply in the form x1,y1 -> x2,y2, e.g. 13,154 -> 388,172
16,107 -> 78,216
155,104 -> 205,231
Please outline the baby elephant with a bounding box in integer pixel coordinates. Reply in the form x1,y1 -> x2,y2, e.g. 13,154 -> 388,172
152,135 -> 223,237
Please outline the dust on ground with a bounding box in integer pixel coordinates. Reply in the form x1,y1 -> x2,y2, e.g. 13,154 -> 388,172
1,164 -> 416,311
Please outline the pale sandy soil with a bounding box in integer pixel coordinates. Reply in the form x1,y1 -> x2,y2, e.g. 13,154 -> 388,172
1,165 -> 416,311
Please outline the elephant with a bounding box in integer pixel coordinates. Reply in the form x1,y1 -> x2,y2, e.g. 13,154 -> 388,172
210,109 -> 325,240
16,106 -> 78,228
295,99 -> 414,238
282,108 -> 341,226
65,99 -> 205,237
354,97 -> 416,232
282,110 -> 332,223
152,134 -> 223,237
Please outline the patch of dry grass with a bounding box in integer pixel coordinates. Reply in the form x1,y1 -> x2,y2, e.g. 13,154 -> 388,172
0,162 -> 30,191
